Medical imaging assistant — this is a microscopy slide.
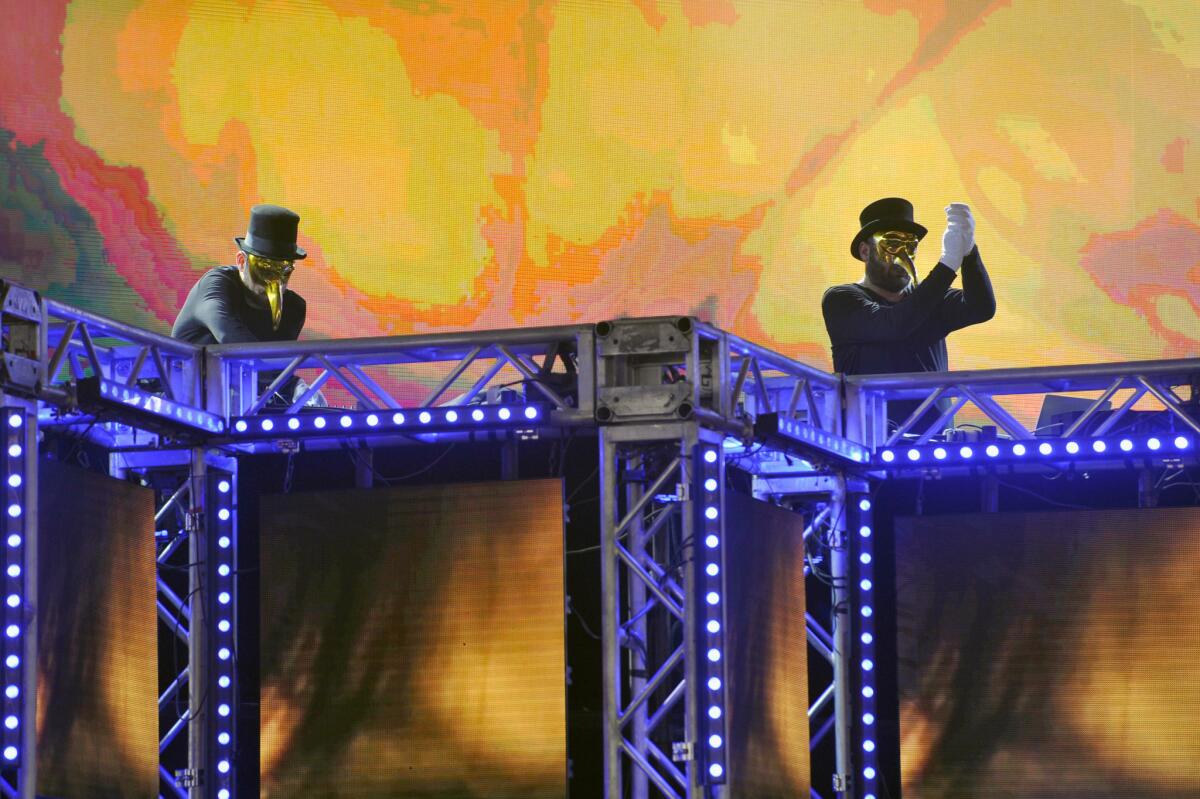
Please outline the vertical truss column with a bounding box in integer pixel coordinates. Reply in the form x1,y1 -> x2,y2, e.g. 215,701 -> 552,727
601,422 -> 712,799
0,400 -> 35,799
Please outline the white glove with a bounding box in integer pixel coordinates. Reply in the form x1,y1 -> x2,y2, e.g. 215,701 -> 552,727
938,203 -> 975,272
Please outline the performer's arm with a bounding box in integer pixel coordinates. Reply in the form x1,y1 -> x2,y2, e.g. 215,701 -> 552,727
937,246 -> 996,332
191,272 -> 262,344
822,263 -> 958,345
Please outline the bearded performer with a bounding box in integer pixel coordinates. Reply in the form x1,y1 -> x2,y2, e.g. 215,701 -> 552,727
822,198 -> 996,432
173,204 -> 307,345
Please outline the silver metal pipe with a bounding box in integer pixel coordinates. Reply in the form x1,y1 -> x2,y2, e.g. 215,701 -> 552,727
159,667 -> 190,709
809,681 -> 836,719
613,457 -> 681,539
1137,376 -> 1200,435
645,678 -> 685,734
158,576 -> 192,623
245,356 -> 305,416
496,344 -> 569,408
46,299 -> 200,356
885,385 -> 948,445
620,738 -> 684,799
599,432 -> 621,799
345,363 -> 402,409
619,645 -> 685,726
646,739 -> 689,791
160,710 -> 190,753
829,476 -> 852,794
422,345 -> 482,407
850,356 -> 1200,393
316,353 -> 379,409
187,450 -> 208,798
157,600 -> 189,645
155,481 -> 192,526
615,543 -> 684,619
1062,377 -> 1125,438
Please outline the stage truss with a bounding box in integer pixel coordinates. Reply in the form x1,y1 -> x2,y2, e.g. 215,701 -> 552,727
1,278 -> 1198,799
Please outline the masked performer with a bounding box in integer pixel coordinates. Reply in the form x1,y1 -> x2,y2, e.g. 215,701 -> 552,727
822,198 -> 996,431
173,204 -> 307,345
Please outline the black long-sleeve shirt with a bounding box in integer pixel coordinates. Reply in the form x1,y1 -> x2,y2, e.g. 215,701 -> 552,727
822,247 -> 996,429
172,266 -> 306,345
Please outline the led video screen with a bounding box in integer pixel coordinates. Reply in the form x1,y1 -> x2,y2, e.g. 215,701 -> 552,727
259,479 -> 566,798
897,507 -> 1200,798
3,2 -> 1197,372
724,491 -> 810,796
35,457 -> 158,798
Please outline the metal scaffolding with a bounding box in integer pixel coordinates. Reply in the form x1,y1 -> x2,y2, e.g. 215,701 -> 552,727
1,277 -> 1198,798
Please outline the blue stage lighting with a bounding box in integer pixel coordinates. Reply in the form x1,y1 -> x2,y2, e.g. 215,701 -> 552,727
707,648 -> 721,662
3,717 -> 14,730
864,766 -> 877,779
881,450 -> 895,462
708,706 -> 722,719
1065,441 -> 1080,454
859,525 -> 872,538
218,791 -> 230,799
859,498 -> 872,511
340,415 -> 352,428
2,747 -> 14,761
218,591 -> 231,605
4,686 -> 17,699
705,534 -> 719,548
4,656 -> 16,669
218,508 -> 230,521
445,410 -> 459,423
709,764 -> 724,778
1176,436 -> 1190,450
392,412 -> 406,425
986,444 -> 1000,457
218,732 -> 231,746
288,417 -> 301,430
5,566 -> 18,578
933,447 -> 947,460
705,478 -> 718,492
864,740 -> 876,752
1013,443 -> 1027,456
218,675 -> 231,688
6,475 -> 18,489
260,419 -> 274,432
906,449 -> 920,461
705,563 -> 719,576
234,420 -> 248,433
704,449 -> 718,463
6,535 -> 19,548
706,592 -> 720,605
1038,442 -> 1053,455
525,406 -> 539,420
498,407 -> 512,420
1120,439 -> 1134,452
218,564 -> 230,577
218,536 -> 231,549
3,627 -> 16,639
6,505 -> 19,519
707,620 -> 720,634
861,605 -> 873,617
863,714 -> 875,726
313,416 -> 327,429
959,446 -> 974,459
862,659 -> 874,671
6,445 -> 19,458
705,506 -> 719,520
861,579 -> 872,591
218,620 -> 231,633
708,677 -> 722,691
861,632 -> 873,645
709,734 -> 723,748
218,704 -> 230,717
862,686 -> 874,698
218,648 -> 230,661
5,596 -> 17,609
6,415 -> 19,429
218,480 -> 231,493
860,553 -> 871,565
366,414 -> 379,427
1092,440 -> 1106,453
418,411 -> 432,424
1148,437 -> 1161,450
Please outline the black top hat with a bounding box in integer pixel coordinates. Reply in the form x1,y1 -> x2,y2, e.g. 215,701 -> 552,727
850,197 -> 927,261
235,204 -> 307,261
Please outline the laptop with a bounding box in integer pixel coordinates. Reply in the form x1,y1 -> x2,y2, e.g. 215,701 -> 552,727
1034,394 -> 1111,437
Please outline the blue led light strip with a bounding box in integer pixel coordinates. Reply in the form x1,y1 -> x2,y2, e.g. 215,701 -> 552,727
850,493 -> 878,799
697,445 -> 727,784
876,433 -> 1194,469
1,409 -> 26,768
213,470 -> 236,799
229,403 -> 548,439
96,379 -> 224,433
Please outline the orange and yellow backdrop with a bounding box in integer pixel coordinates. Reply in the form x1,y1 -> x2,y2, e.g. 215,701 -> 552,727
1,0 -> 1197,371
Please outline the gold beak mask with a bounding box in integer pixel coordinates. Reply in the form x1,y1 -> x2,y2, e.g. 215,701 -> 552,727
246,254 -> 296,330
871,231 -> 920,285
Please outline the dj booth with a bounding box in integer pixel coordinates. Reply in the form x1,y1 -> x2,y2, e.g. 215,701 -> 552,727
1,277 -> 1197,799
